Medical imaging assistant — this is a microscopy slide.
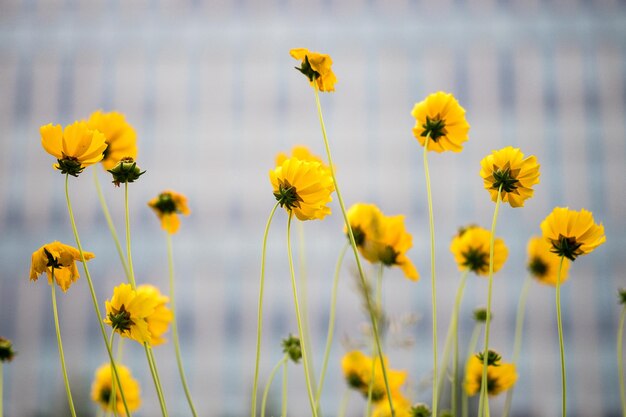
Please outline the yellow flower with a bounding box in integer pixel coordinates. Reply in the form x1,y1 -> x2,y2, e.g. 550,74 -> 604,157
372,392 -> 414,417
527,236 -> 571,286
104,283 -> 158,345
29,241 -> 95,292
464,355 -> 517,397
148,190 -> 191,234
275,145 -> 326,168
449,226 -> 508,276
479,146 -> 540,207
91,363 -> 141,415
40,121 -> 107,176
269,157 -> 335,221
540,207 -> 606,261
87,111 -> 138,170
290,48 -> 337,92
379,215 -> 419,281
341,351 -> 407,402
136,285 -> 173,345
410,92 -> 470,153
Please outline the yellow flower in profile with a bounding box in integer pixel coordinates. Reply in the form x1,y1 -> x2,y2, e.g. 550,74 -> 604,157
379,215 -> 419,281
410,92 -> 470,153
104,283 -> 158,345
269,157 -> 335,221
148,190 -> 191,234
341,351 -> 407,402
87,111 -> 138,170
372,391 -> 413,417
136,285 -> 173,345
464,355 -> 517,396
527,236 -> 571,286
479,146 -> 540,208
40,121 -> 107,176
29,241 -> 95,292
91,363 -> 141,415
450,226 -> 508,276
540,207 -> 606,261
275,145 -> 326,168
290,48 -> 337,92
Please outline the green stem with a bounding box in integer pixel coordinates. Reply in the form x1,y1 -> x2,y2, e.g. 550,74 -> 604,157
286,213 -> 319,417
365,354 -> 376,417
337,389 -> 350,417
93,168 -> 130,281
452,270 -> 470,417
462,324 -> 482,417
50,278 -> 77,417
0,363 -> 3,417
145,345 -> 168,416
167,234 -> 199,417
261,355 -> 289,417
313,82 -> 394,417
282,359 -> 288,417
64,174 -> 132,416
106,332 -> 118,417
618,306 -> 626,417
123,182 -> 137,289
251,202 -> 280,417
556,256 -> 566,417
316,243 -> 349,406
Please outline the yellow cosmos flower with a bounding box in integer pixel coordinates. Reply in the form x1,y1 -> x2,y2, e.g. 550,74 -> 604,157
464,355 -> 517,397
104,283 -> 158,345
275,145 -> 327,168
148,190 -> 191,234
449,226 -> 508,276
29,241 -> 95,292
341,351 -> 407,402
527,236 -> 571,286
87,110 -> 138,170
290,48 -> 337,92
410,92 -> 470,153
372,392 -> 413,417
540,207 -> 606,261
269,157 -> 335,221
91,363 -> 141,415
136,285 -> 173,345
379,215 -> 419,281
479,146 -> 540,208
40,121 -> 107,176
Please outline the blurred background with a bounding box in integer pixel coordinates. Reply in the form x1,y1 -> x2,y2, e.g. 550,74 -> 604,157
1,0 -> 625,415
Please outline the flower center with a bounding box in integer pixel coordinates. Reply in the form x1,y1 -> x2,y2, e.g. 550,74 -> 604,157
491,163 -> 520,193
351,226 -> 366,247
550,235 -> 583,261
274,179 -> 304,211
347,372 -> 366,389
108,304 -> 135,333
379,246 -> 399,266
43,248 -> 63,269
154,193 -> 177,214
528,256 -> 548,278
421,115 -> 447,141
99,387 -> 112,405
57,155 -> 85,177
461,247 -> 489,274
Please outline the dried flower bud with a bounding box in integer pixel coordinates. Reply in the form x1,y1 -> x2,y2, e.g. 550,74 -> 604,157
281,334 -> 302,363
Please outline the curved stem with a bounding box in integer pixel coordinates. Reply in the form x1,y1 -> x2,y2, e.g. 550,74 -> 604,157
316,243 -> 349,406
282,359 -> 288,417
452,270 -> 470,417
313,84 -> 394,416
64,174 -> 132,416
167,234 -> 199,417
251,202 -> 280,417
462,324 -> 482,417
261,355 -> 289,417
337,389 -> 350,417
618,306 -> 626,417
555,256 -> 566,417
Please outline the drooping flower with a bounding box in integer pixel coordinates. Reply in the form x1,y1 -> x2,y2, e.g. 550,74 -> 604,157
136,285 -> 173,345
372,391 -> 414,417
29,241 -> 95,292
479,146 -> 540,208
104,283 -> 158,345
87,110 -> 138,170
91,363 -> 141,415
527,236 -> 571,286
540,207 -> 606,261
148,190 -> 191,234
269,157 -> 335,221
290,48 -> 337,92
410,92 -> 470,153
378,215 -> 419,281
0,337 -> 16,362
40,121 -> 107,176
450,226 -> 508,276
464,354 -> 517,396
341,351 -> 407,402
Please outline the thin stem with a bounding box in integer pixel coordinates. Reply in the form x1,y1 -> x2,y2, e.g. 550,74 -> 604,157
93,168 -> 130,281
144,345 -> 168,416
167,234 -> 199,417
286,213 -> 319,417
337,389 -> 350,417
64,174 -> 132,416
313,82 -> 394,417
618,306 -> 626,417
502,275 -> 532,417
50,278 -> 77,417
0,363 -> 3,417
365,356 -> 376,417
123,182 -> 137,289
452,270 -> 470,417
107,332 -> 118,417
251,202 -> 280,417
462,323 -> 482,417
316,243 -> 349,406
555,256 -> 566,417
282,359 -> 288,417
261,355 -> 289,417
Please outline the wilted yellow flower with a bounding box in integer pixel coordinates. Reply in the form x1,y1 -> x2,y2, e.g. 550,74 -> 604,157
270,157 -> 335,221
87,111 -> 138,170
464,355 -> 517,396
290,48 -> 337,92
479,146 -> 540,207
136,285 -> 173,345
148,190 -> 191,234
29,241 -> 95,292
104,283 -> 158,345
341,351 -> 407,402
372,391 -> 414,417
449,226 -> 508,276
410,92 -> 470,153
40,121 -> 107,176
527,236 -> 571,286
540,207 -> 606,261
91,363 -> 141,415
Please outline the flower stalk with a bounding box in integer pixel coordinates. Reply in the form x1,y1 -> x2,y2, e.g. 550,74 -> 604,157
555,256 -> 567,417
462,323 -> 482,417
261,354 -> 289,417
618,303 -> 626,417
452,270 -> 470,417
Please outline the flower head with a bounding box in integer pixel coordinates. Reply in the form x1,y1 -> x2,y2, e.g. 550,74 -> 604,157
409,403 -> 432,417
136,285 -> 173,345
281,334 -> 302,363
372,392 -> 414,417
540,207 -> 606,261
527,236 -> 570,286
450,226 -> 508,276
270,157 -> 335,221
464,355 -> 517,397
341,351 -> 407,402
619,289 -> 626,306
290,48 -> 337,92
0,337 -> 16,362
479,146 -> 540,207
148,190 -> 191,234
410,92 -> 470,153
40,121 -> 107,176
107,157 -> 145,186
472,307 -> 490,323
275,145 -> 327,169
104,283 -> 158,345
91,363 -> 141,415
29,241 -> 95,292
87,110 -> 138,170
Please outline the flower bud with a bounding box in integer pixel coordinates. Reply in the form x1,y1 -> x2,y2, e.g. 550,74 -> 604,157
107,157 -> 145,186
